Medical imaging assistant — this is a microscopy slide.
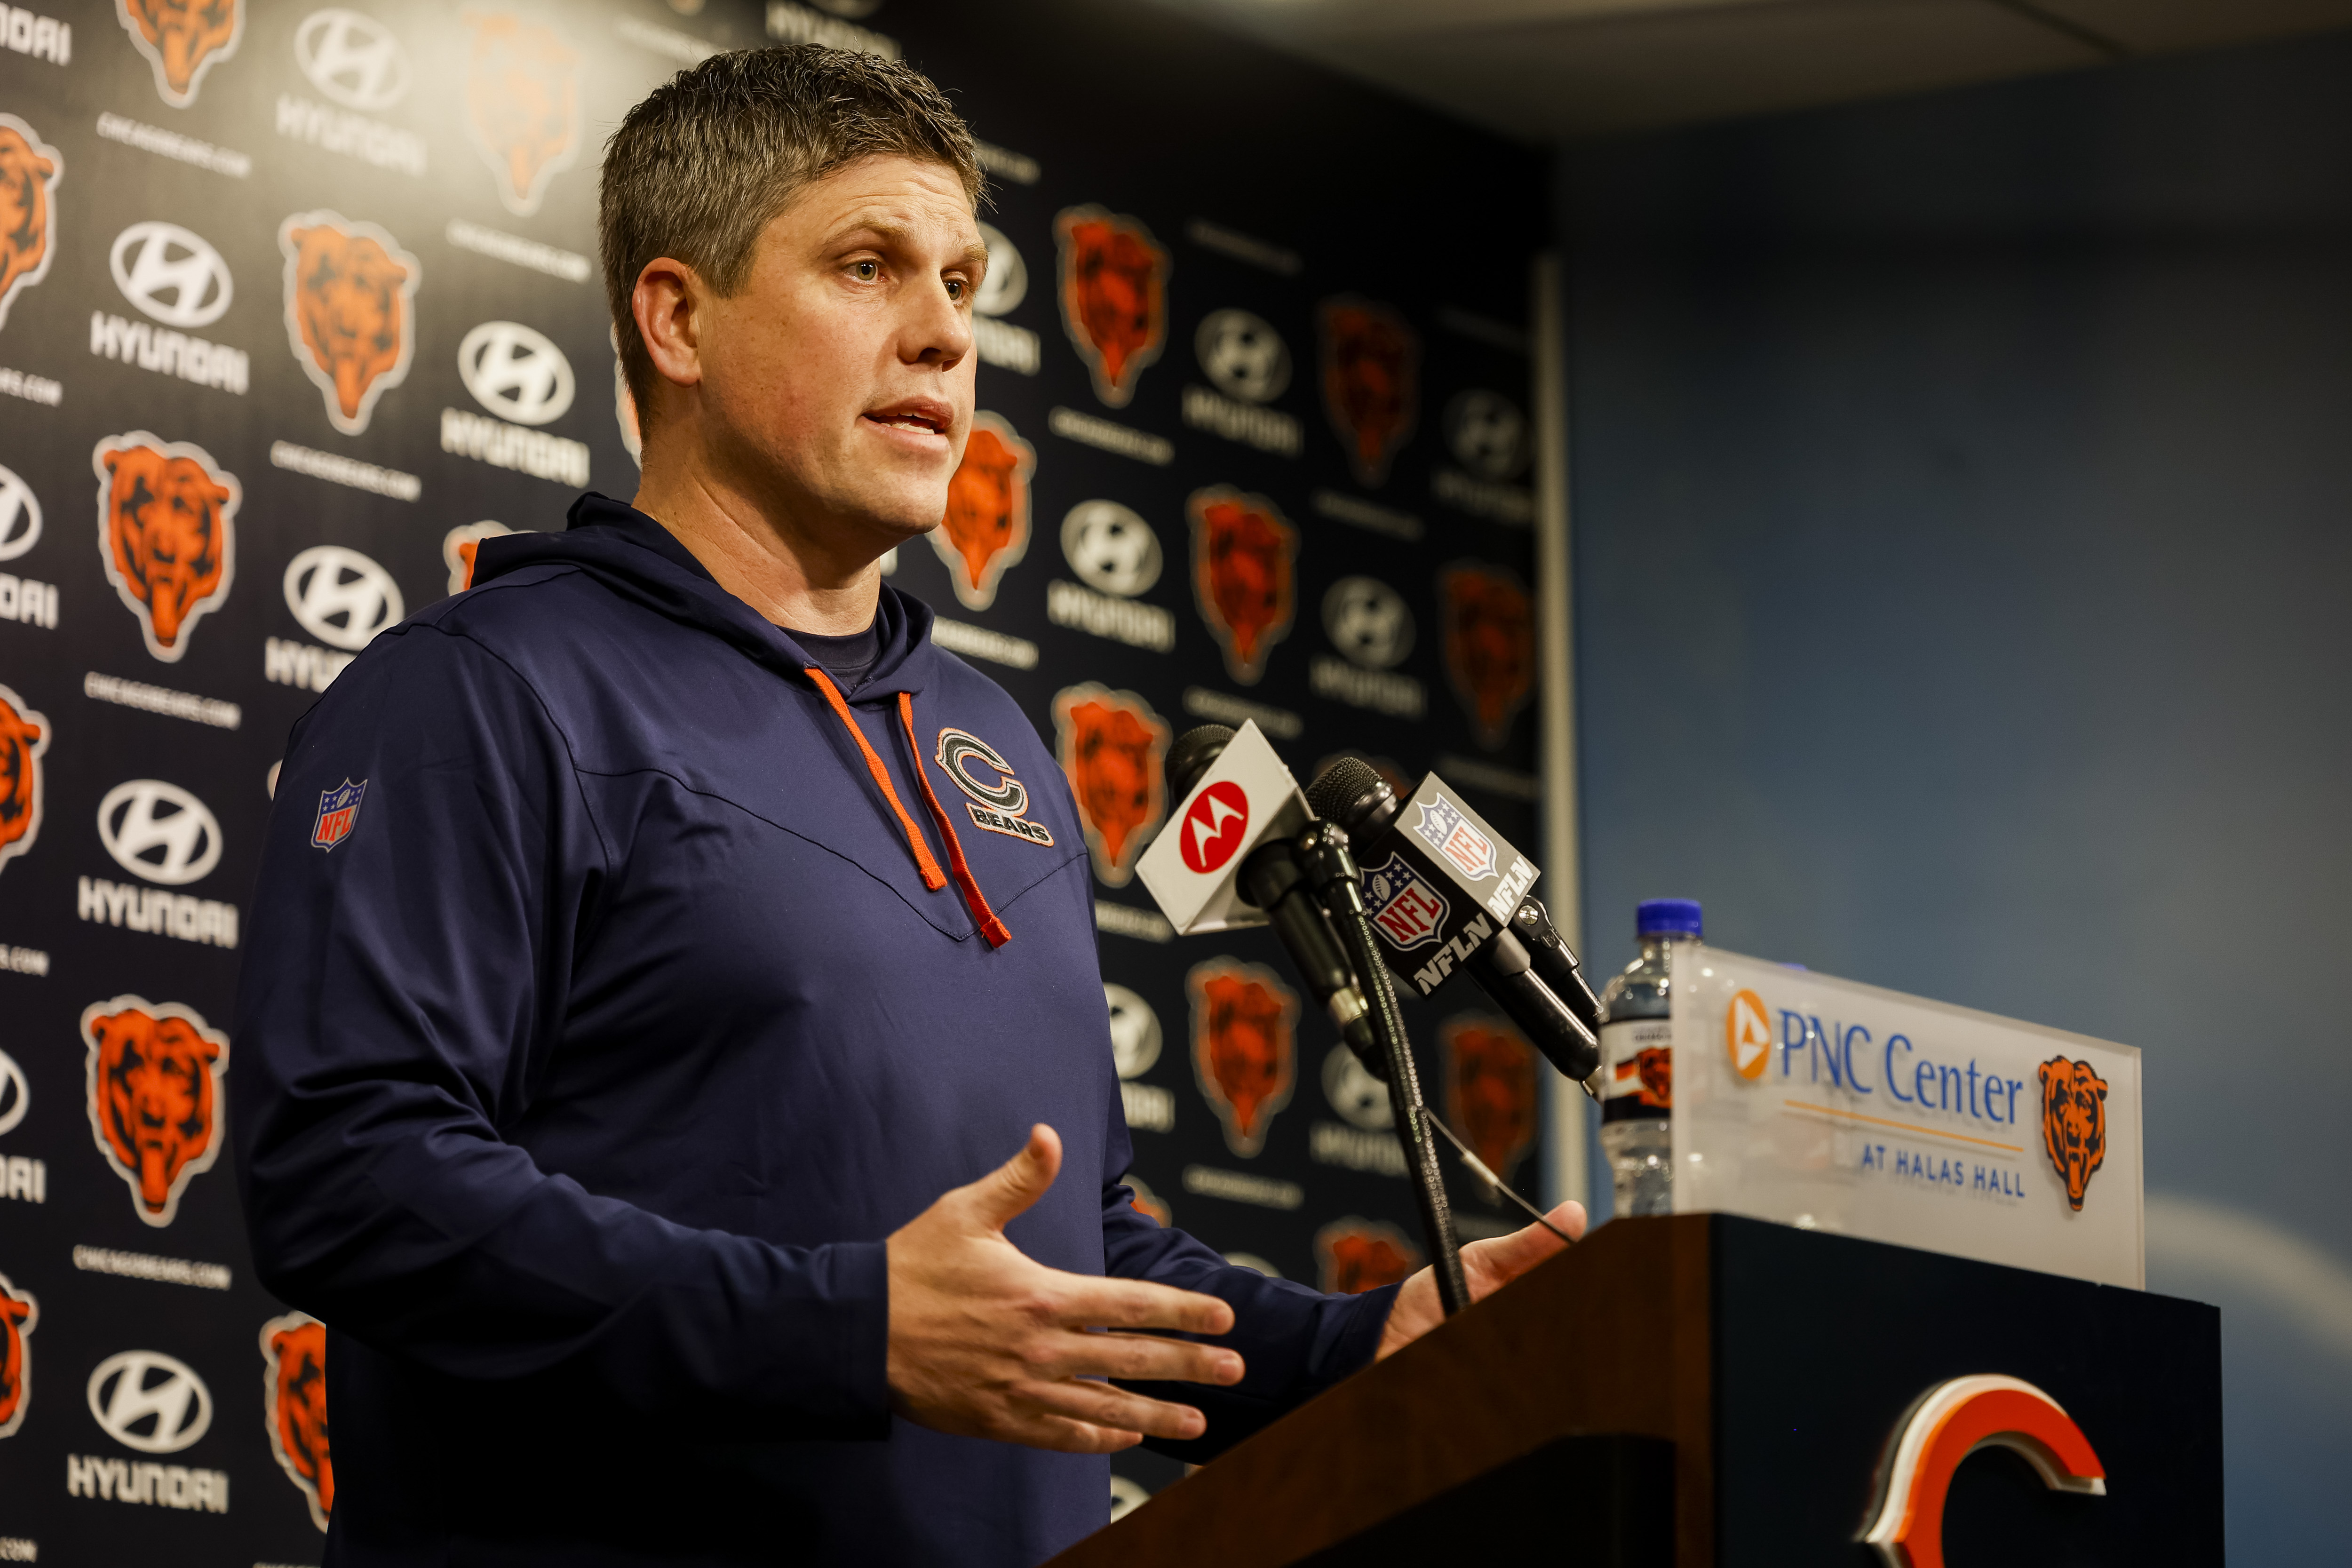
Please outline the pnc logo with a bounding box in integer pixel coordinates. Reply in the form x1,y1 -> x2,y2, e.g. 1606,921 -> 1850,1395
82,996 -> 229,1227
0,113 -> 64,332
931,412 -> 1033,611
973,221 -> 1026,318
117,0 -> 246,109
1444,389 -> 1529,480
1190,958 -> 1297,1157
261,1312 -> 332,1530
1061,501 -> 1161,598
109,222 -> 233,330
284,544 -> 403,651
86,1348 -> 213,1453
1053,683 -> 1168,888
0,463 -> 41,562
1104,983 -> 1162,1080
0,684 -> 48,880
280,210 -> 421,437
1196,308 -> 1291,404
1176,780 -> 1249,876
295,7 -> 410,111
0,1270 -> 35,1438
458,319 -> 576,426
96,779 -> 222,885
1862,1374 -> 2104,1568
1727,988 -> 1771,1081
1322,575 -> 1413,670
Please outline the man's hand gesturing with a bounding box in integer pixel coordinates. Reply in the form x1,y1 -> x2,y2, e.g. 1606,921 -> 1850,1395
886,1124 -> 1244,1454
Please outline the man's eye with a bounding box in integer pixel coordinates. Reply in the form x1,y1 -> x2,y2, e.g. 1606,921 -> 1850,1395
946,278 -> 966,302
851,261 -> 879,281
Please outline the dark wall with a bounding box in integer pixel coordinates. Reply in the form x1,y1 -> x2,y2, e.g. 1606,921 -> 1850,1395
1560,31 -> 2352,1559
0,0 -> 1545,1557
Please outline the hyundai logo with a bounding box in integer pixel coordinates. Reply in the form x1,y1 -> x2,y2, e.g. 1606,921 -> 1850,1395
458,320 -> 576,426
1322,575 -> 1414,670
1105,983 -> 1162,1080
1061,500 -> 1161,598
0,463 -> 40,563
1444,389 -> 1529,481
974,221 -> 1026,318
284,544 -> 404,652
95,780 -> 223,887
109,222 -> 234,330
295,7 -> 411,111
87,1350 -> 213,1454
0,1047 -> 26,1138
1196,309 -> 1290,405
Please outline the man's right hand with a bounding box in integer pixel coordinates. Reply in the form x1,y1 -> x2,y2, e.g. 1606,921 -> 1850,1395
885,1124 -> 1243,1454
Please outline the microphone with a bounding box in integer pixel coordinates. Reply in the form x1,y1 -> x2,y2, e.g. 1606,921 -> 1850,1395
1306,757 -> 1604,1084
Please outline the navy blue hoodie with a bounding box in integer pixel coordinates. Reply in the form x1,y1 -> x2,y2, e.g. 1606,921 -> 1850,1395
231,496 -> 1396,1567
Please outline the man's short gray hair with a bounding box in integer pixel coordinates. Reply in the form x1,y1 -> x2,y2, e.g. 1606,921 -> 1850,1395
600,45 -> 983,422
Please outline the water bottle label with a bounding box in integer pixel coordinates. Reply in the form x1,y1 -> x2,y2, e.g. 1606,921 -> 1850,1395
1600,1020 -> 1672,1118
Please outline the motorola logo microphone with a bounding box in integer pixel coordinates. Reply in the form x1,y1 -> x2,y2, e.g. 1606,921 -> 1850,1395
87,1350 -> 213,1453
974,221 -> 1027,318
295,7 -> 413,111
96,781 -> 223,886
0,463 -> 40,562
459,320 -> 577,426
1195,309 -> 1290,404
109,223 -> 234,330
284,544 -> 404,651
1443,389 -> 1529,481
1321,576 -> 1414,670
1061,501 -> 1162,598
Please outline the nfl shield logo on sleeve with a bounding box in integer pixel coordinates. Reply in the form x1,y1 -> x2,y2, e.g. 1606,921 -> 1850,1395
311,779 -> 367,851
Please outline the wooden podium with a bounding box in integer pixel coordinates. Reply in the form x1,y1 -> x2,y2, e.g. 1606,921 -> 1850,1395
1049,1215 -> 2222,1566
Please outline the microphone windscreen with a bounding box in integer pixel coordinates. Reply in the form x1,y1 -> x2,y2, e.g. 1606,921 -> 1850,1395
1307,756 -> 1395,838
1165,724 -> 1236,804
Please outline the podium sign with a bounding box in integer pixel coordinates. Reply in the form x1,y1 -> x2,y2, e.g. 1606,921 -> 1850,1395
1671,950 -> 2143,1288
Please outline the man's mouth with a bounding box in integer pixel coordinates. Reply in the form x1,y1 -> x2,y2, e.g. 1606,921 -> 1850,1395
864,402 -> 952,437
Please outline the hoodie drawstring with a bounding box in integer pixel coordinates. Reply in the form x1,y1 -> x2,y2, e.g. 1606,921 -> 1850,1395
803,668 -> 1010,949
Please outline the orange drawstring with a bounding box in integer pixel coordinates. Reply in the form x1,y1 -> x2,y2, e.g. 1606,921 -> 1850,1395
898,692 -> 1011,949
805,668 -> 945,891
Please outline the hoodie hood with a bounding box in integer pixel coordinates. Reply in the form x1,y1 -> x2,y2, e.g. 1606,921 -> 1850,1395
469,493 -> 940,701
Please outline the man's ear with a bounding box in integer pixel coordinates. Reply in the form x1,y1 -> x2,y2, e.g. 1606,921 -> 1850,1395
633,257 -> 706,394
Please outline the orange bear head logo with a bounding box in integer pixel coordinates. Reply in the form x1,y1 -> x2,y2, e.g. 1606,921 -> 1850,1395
1319,297 -> 1418,487
1439,563 -> 1534,750
1443,1018 -> 1539,1192
1052,684 -> 1168,888
462,12 -> 581,217
1316,1219 -> 1421,1296
1190,487 -> 1297,686
931,414 -> 1033,611
93,433 -> 239,663
262,1312 -> 332,1530
2037,1057 -> 2109,1211
0,1270 -> 34,1438
0,684 -> 48,878
279,210 -> 420,436
0,114 -> 62,331
1190,959 -> 1297,1157
117,0 -> 245,107
1056,207 -> 1168,407
82,996 -> 229,1227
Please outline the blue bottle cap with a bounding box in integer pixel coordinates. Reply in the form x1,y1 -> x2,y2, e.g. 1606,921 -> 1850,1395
1637,899 -> 1702,938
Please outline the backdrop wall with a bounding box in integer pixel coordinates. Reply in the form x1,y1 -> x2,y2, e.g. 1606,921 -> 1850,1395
0,0 -> 1550,1556
1558,31 -> 2352,1559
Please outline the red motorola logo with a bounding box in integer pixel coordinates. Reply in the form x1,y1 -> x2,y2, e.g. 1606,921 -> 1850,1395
1178,781 -> 1250,875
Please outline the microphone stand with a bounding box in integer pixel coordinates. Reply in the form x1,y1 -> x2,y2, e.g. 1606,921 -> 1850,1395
1292,820 -> 1470,1317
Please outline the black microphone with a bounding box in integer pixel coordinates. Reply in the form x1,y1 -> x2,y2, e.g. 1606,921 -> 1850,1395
1307,757 -> 1603,1084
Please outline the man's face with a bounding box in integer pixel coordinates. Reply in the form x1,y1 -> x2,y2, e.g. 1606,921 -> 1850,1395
696,155 -> 983,552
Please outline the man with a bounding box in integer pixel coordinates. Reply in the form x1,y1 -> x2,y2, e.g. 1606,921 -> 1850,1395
233,46 -> 1582,1568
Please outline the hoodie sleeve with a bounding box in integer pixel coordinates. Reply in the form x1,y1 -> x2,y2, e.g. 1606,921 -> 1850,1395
231,620 -> 889,1437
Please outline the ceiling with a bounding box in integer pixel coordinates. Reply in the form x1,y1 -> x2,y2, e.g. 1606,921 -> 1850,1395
1144,0 -> 2352,141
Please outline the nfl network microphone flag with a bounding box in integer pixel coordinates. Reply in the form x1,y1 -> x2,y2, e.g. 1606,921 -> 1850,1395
1362,776 -> 1542,996
1134,721 -> 1313,934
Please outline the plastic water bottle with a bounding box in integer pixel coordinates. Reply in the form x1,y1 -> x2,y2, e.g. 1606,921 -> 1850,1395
1597,899 -> 1702,1218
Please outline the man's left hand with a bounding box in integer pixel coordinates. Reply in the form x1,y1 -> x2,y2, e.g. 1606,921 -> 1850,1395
1374,1201 -> 1587,1361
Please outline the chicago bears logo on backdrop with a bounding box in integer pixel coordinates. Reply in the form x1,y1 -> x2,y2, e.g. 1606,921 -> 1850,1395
116,0 -> 245,107
1052,683 -> 1168,886
280,211 -> 420,436
1190,486 -> 1296,685
2037,1057 -> 2109,1211
1123,1174 -> 1171,1228
0,684 -> 48,879
0,114 -> 62,331
1319,297 -> 1418,487
461,11 -> 581,217
1438,563 -> 1534,750
1056,206 -> 1168,408
1315,1218 -> 1420,1296
0,1271 -> 33,1438
444,520 -> 514,594
1188,958 -> 1297,1157
92,432 -> 239,663
930,412 -> 1033,611
82,995 -> 229,1227
1443,1017 -> 1538,1193
261,1311 -> 332,1530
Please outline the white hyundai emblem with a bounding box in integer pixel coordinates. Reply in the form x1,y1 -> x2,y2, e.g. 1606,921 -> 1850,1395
295,7 -> 412,111
1061,501 -> 1161,598
87,1351 -> 213,1454
1323,1044 -> 1393,1130
1195,309 -> 1290,404
459,320 -> 576,426
0,462 -> 40,563
284,544 -> 404,651
974,222 -> 1027,318
0,1046 -> 26,1138
1444,389 -> 1529,480
1322,575 -> 1414,669
1104,984 -> 1162,1080
96,780 -> 223,886
109,222 -> 234,330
